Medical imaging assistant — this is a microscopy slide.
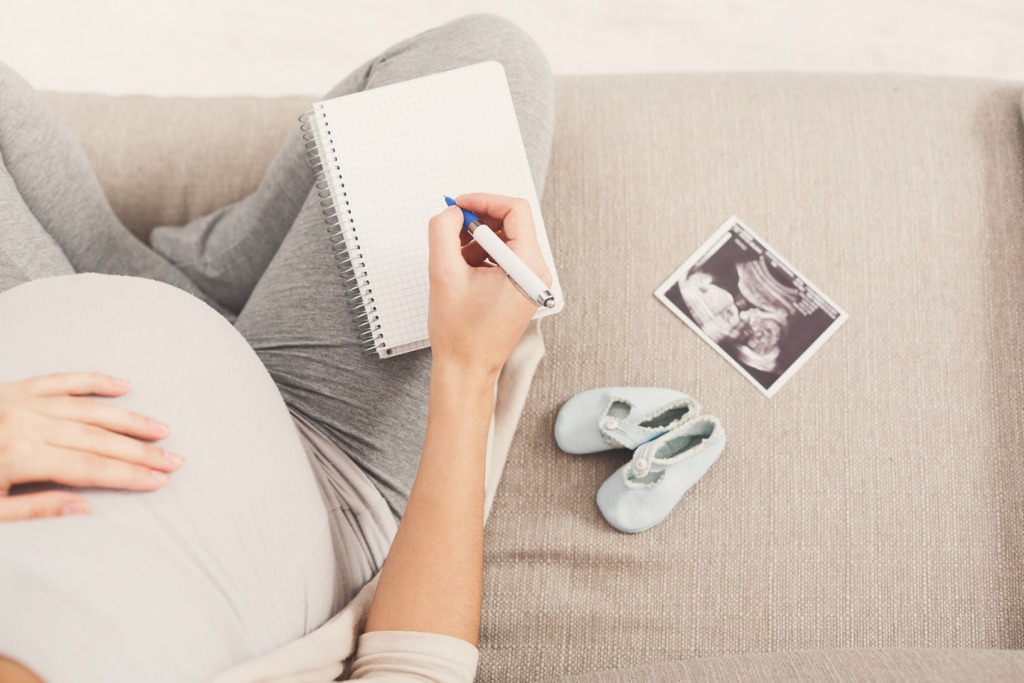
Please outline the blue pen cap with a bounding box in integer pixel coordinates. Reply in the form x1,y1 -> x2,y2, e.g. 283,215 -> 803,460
444,195 -> 480,230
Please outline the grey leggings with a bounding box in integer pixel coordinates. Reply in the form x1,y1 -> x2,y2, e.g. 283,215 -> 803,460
0,13 -> 554,518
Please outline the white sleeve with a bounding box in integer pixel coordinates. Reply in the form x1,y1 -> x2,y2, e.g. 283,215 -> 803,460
347,630 -> 480,682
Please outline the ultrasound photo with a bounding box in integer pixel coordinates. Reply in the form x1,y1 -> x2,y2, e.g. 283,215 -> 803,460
655,217 -> 848,397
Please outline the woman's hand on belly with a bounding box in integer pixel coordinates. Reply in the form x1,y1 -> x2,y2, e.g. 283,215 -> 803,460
0,372 -> 183,521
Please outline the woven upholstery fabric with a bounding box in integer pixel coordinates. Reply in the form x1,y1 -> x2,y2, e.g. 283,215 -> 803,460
44,92 -> 312,238
44,73 -> 1024,681
479,74 -> 1024,681
562,648 -> 1024,682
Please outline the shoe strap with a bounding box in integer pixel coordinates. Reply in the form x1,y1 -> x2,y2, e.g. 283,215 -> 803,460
621,415 -> 721,487
599,413 -> 659,450
626,439 -> 660,475
598,395 -> 697,450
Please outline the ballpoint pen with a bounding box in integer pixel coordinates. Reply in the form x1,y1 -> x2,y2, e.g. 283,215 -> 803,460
444,196 -> 556,309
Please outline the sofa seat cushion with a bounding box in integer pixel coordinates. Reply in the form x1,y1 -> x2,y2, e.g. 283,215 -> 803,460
481,73 -> 1024,680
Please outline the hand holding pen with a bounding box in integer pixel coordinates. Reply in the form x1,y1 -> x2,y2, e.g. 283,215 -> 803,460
445,195 -> 556,309
427,193 -> 554,377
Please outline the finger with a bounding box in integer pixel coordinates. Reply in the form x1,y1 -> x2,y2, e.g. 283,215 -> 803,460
0,491 -> 90,522
458,219 -> 504,246
453,192 -> 522,221
454,194 -> 539,246
427,205 -> 469,275
21,373 -> 131,398
44,419 -> 183,472
25,446 -> 172,491
37,397 -> 170,441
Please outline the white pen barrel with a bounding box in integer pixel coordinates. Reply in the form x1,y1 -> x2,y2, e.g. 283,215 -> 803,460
471,224 -> 552,306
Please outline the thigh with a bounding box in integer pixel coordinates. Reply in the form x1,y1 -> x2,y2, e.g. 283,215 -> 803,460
233,187 -> 431,520
0,275 -> 336,683
0,160 -> 74,293
233,14 -> 556,519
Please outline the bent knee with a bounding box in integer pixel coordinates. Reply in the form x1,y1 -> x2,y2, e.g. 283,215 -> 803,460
440,14 -> 553,84
0,60 -> 32,94
446,12 -> 536,43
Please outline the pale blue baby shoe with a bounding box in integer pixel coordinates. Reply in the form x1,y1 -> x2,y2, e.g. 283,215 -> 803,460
596,415 -> 725,533
554,387 -> 701,454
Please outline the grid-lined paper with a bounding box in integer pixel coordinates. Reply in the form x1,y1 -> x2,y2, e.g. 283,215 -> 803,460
312,61 -> 562,358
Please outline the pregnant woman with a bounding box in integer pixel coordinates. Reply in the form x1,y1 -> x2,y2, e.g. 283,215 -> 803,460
0,14 -> 553,682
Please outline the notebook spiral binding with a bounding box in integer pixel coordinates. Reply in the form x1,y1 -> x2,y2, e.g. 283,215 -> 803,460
299,110 -> 387,354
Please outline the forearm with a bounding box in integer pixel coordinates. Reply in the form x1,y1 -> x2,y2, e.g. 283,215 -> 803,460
364,360 -> 495,645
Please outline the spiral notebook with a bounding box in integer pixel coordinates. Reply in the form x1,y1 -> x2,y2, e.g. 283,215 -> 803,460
300,60 -> 563,358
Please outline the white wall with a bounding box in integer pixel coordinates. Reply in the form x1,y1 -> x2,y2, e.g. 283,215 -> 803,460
3,0 -> 1022,96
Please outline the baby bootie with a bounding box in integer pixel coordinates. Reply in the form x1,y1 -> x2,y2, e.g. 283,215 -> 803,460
554,387 -> 701,454
596,415 -> 725,533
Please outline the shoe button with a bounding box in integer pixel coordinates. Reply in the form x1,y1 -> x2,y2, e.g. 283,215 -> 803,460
635,458 -> 648,470
604,418 -> 619,430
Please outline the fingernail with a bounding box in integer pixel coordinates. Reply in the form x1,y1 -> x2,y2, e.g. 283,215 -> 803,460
151,470 -> 170,484
150,419 -> 171,436
111,378 -> 131,390
60,502 -> 90,516
163,451 -> 185,468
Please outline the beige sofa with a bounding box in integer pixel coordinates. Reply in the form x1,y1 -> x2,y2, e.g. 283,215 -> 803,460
45,71 -> 1024,681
